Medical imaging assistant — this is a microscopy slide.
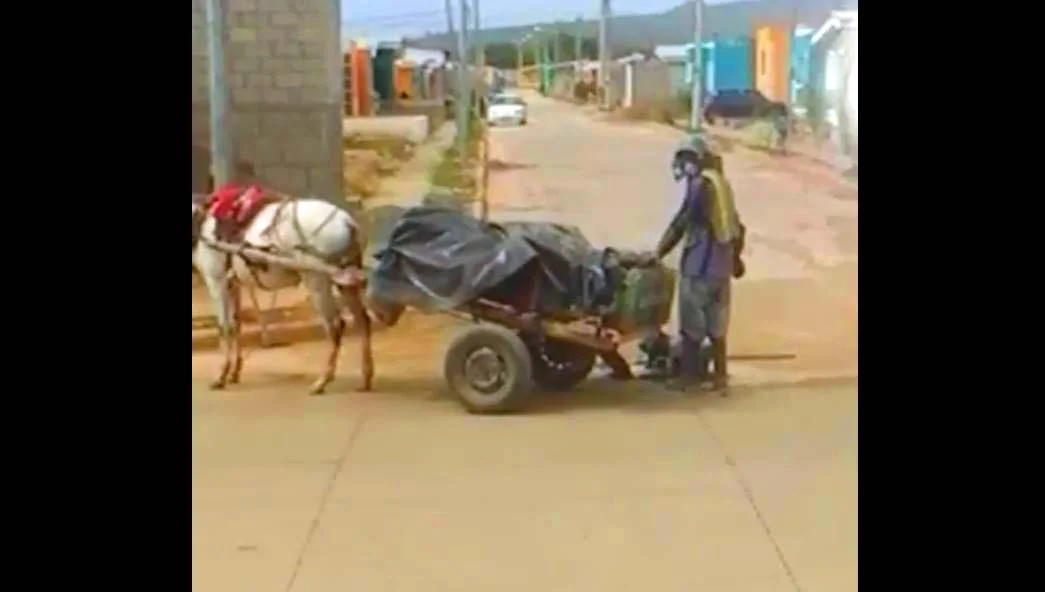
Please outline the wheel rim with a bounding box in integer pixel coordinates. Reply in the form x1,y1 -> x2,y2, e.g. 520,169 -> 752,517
463,347 -> 508,395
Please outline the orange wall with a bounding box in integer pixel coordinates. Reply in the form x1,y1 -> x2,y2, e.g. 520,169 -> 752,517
352,47 -> 372,115
344,43 -> 373,116
394,63 -> 414,100
754,26 -> 790,103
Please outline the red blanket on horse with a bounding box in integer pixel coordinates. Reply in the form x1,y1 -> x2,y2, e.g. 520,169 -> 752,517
205,183 -> 277,242
207,184 -> 266,220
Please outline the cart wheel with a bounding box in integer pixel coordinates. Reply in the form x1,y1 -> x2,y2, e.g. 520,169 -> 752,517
529,339 -> 597,392
444,324 -> 534,414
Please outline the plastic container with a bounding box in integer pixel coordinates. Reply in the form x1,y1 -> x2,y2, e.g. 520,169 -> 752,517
608,265 -> 677,336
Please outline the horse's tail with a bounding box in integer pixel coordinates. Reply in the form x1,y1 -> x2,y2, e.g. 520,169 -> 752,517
338,211 -> 365,269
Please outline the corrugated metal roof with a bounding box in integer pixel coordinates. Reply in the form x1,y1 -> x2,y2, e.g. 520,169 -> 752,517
812,10 -> 858,45
654,44 -> 692,61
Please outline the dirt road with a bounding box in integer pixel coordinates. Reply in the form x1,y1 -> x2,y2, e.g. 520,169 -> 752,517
192,93 -> 857,592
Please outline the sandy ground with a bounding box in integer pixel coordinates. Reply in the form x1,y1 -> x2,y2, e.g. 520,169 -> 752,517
192,92 -> 857,592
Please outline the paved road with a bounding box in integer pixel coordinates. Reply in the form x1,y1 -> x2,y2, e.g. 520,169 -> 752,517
486,93 -> 857,379
192,93 -> 857,592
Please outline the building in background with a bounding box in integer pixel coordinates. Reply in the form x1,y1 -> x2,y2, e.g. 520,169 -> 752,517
372,42 -> 399,103
810,10 -> 858,164
655,37 -> 754,99
701,37 -> 754,96
789,26 -> 814,110
344,41 -> 374,116
753,25 -> 790,103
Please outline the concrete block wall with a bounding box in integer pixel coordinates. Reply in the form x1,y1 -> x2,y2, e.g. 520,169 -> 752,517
191,0 -> 343,199
632,60 -> 672,106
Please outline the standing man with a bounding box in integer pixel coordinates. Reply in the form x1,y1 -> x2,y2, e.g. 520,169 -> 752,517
645,135 -> 745,392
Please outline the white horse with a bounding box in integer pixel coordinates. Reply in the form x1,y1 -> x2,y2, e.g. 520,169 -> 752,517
191,195 -> 373,394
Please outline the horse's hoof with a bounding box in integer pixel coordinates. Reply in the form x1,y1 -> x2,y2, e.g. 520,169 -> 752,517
357,384 -> 372,393
308,381 -> 328,396
210,381 -> 227,390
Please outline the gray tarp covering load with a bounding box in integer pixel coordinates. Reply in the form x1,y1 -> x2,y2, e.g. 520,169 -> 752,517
367,206 -> 611,313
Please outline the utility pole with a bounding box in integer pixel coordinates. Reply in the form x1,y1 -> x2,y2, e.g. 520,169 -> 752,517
551,29 -> 562,91
205,0 -> 235,186
456,0 -> 469,157
574,16 -> 583,65
688,0 -> 704,131
598,0 -> 610,109
541,34 -> 551,94
474,0 -> 483,71
444,0 -> 457,59
786,0 -> 799,108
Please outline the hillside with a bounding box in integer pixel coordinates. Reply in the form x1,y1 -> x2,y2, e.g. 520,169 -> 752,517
406,0 -> 858,55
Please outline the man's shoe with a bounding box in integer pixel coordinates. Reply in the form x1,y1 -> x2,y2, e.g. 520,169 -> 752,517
706,374 -> 730,396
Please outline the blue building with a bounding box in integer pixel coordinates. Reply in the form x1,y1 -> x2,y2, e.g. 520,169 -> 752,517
654,36 -> 754,98
789,26 -> 815,107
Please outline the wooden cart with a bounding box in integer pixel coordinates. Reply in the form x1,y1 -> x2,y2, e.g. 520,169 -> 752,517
201,237 -> 675,414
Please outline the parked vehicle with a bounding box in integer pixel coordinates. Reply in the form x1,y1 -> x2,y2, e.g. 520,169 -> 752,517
703,89 -> 787,123
487,94 -> 528,126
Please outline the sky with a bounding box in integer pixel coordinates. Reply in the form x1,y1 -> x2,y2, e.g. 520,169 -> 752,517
341,0 -> 747,43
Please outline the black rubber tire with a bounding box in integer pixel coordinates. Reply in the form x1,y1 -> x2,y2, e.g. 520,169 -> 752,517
444,324 -> 534,414
529,339 -> 597,392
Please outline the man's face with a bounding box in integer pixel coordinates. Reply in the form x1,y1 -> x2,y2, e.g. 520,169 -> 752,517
673,153 -> 699,180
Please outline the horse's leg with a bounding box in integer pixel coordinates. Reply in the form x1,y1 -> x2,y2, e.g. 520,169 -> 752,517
199,266 -> 235,390
227,279 -> 245,384
302,272 -> 344,395
340,284 -> 373,392
244,284 -> 267,348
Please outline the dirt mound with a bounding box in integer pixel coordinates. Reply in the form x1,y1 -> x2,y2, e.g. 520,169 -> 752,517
343,134 -> 418,199
343,149 -> 383,198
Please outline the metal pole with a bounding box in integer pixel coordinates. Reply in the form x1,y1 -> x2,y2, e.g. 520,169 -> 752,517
787,0 -> 799,108
574,16 -> 583,65
598,0 -> 610,109
530,39 -> 539,88
474,0 -> 483,70
455,1 -> 469,156
205,0 -> 235,186
443,0 -> 456,57
688,0 -> 704,131
541,34 -> 550,94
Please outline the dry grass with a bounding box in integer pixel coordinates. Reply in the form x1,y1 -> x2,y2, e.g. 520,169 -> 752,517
429,121 -> 483,196
342,134 -> 418,199
343,150 -> 383,198
616,100 -> 686,125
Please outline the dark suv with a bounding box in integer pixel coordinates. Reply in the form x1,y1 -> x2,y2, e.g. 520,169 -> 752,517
703,89 -> 787,123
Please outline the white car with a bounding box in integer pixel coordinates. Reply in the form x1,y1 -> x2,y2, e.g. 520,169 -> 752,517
487,94 -> 527,127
